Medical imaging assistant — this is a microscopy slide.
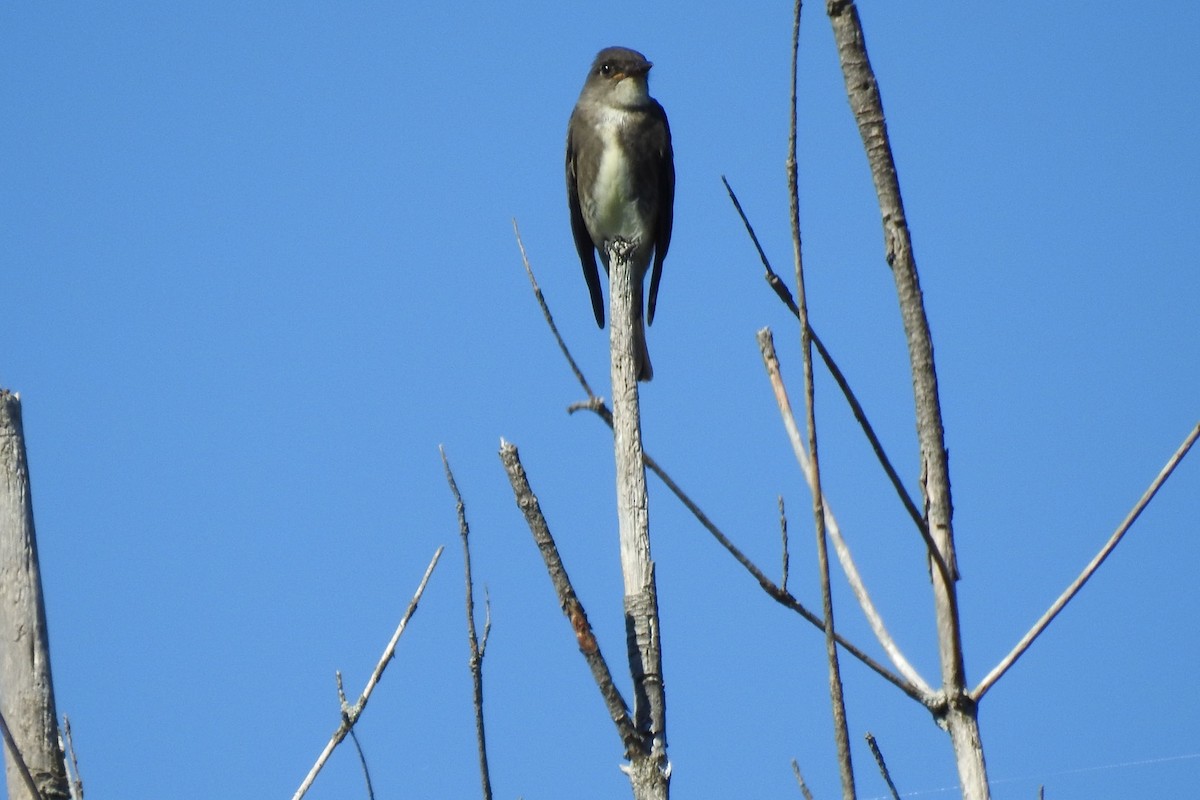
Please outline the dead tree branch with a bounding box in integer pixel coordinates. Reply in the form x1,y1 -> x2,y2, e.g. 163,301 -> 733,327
759,330 -> 933,697
291,547 -> 443,800
973,422 -> 1200,700
0,389 -> 70,800
825,0 -> 984,794
786,1 -> 855,793
441,447 -> 494,800
498,439 -> 642,756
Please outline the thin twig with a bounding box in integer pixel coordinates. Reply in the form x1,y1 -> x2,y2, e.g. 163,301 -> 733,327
973,422 -> 1200,700
721,174 -> 950,588
513,218 -> 597,399
63,715 -> 84,800
442,446 -> 494,800
780,495 -> 790,594
292,547 -> 444,800
786,2 -> 855,793
0,708 -> 43,800
347,728 -> 375,800
498,439 -> 642,758
759,328 -> 933,697
865,732 -> 902,800
791,759 -> 817,800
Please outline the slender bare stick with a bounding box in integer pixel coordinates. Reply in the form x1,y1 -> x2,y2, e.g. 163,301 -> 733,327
347,728 -> 375,800
759,330 -> 933,697
513,219 -> 597,400
498,439 -> 642,756
791,759 -> 816,800
786,2 -> 855,793
721,175 -> 950,588
973,422 -> 1200,700
441,447 -> 494,800
291,547 -> 444,800
779,496 -> 790,594
0,711 -> 41,800
865,732 -> 901,800
61,717 -> 82,800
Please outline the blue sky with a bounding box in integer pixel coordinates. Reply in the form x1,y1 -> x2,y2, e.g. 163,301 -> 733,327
3,3 -> 1198,798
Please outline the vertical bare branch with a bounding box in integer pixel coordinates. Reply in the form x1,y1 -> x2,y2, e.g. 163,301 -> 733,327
779,496 -> 790,594
60,717 -> 82,800
0,390 -> 69,800
606,239 -> 669,799
441,447 -> 494,800
824,2 -> 986,795
973,422 -> 1200,700
787,2 -> 854,795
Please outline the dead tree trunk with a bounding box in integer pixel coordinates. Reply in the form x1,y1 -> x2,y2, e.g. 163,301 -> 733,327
608,241 -> 668,800
0,390 -> 70,800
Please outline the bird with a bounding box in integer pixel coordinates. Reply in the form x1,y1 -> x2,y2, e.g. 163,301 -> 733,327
566,46 -> 675,382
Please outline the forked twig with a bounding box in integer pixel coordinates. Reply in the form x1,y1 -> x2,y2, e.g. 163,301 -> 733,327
973,422 -> 1200,700
760,328 -> 933,697
292,547 -> 444,800
442,447 -> 494,800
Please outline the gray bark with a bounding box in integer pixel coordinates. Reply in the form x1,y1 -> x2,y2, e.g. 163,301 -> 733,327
607,242 -> 669,799
1,390 -> 69,800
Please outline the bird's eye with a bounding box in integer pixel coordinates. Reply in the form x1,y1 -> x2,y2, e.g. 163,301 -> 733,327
600,63 -> 612,76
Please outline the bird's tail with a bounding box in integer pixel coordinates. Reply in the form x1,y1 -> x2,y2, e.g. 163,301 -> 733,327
633,311 -> 653,382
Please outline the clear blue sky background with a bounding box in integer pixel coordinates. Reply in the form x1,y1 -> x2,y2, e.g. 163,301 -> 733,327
3,3 -> 1198,798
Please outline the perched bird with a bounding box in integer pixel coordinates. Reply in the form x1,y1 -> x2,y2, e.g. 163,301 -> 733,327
566,46 -> 675,382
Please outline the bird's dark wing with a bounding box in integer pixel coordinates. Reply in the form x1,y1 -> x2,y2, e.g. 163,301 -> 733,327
647,101 -> 674,326
566,117 -> 606,328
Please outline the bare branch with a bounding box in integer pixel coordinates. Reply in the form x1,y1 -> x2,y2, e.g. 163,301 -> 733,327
574,399 -> 928,704
441,447 -> 494,800
605,238 -> 669,788
779,495 -> 790,594
0,710 -> 43,800
786,2 -> 855,792
347,728 -> 375,800
721,175 -> 950,588
497,439 -> 642,757
292,547 -> 444,800
759,329 -> 933,697
865,732 -> 901,800
512,218 -> 597,400
824,2 -> 987,792
791,759 -> 816,800
973,422 -> 1200,700
61,717 -> 83,800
